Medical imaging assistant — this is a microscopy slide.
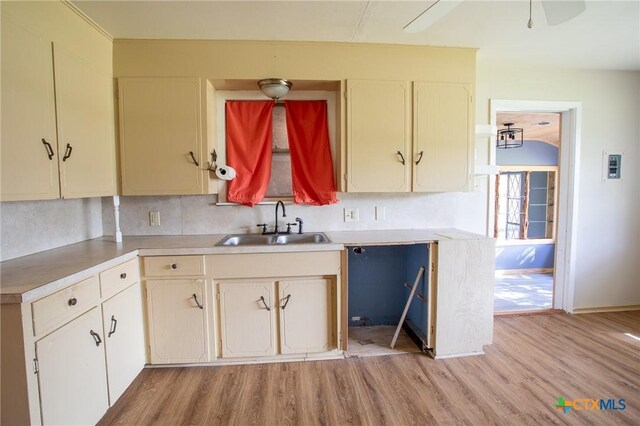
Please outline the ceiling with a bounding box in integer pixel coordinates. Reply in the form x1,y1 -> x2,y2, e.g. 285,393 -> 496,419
72,1 -> 640,71
497,112 -> 560,146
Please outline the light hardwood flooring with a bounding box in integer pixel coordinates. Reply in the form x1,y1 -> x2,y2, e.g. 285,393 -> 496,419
99,311 -> 640,425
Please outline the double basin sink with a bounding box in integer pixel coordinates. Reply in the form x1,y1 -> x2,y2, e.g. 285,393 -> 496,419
216,232 -> 331,246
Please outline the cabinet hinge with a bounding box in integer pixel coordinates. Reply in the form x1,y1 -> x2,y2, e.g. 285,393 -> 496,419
343,91 -> 348,99
218,339 -> 222,355
338,331 -> 342,345
470,95 -> 473,103
216,291 -> 220,301
343,173 -> 348,182
431,262 -> 435,272
33,358 -> 39,375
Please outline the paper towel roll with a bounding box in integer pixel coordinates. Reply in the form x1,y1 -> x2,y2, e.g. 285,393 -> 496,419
215,165 -> 236,181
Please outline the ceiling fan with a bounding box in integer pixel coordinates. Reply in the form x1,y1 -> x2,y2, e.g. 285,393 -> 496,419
403,0 -> 587,33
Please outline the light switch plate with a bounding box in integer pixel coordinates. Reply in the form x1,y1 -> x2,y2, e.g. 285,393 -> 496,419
375,206 -> 386,221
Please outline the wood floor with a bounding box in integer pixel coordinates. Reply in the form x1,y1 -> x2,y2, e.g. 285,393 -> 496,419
99,311 -> 640,425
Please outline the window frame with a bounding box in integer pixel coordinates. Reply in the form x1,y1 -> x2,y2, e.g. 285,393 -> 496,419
494,165 -> 558,244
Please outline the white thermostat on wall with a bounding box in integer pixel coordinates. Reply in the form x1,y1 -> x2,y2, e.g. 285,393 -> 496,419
602,151 -> 623,182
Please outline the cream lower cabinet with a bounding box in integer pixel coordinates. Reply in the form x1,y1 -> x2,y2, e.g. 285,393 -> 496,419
218,281 -> 277,358
36,307 -> 109,426
217,278 -> 335,358
279,279 -> 333,354
102,282 -> 146,404
146,279 -> 209,364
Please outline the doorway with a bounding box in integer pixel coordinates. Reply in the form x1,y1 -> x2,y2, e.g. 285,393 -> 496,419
489,100 -> 582,313
493,112 -> 559,312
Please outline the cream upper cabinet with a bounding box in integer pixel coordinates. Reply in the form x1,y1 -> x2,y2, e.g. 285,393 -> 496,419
146,279 -> 209,364
55,46 -> 117,198
102,282 -> 145,405
0,14 -> 60,201
413,82 -> 473,192
119,77 -> 210,195
0,3 -> 116,201
345,79 -> 474,193
35,307 -> 109,426
218,281 -> 277,358
346,79 -> 411,192
279,279 -> 334,354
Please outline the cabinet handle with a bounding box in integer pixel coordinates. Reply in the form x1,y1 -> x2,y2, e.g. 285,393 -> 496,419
192,293 -> 204,310
120,272 -> 127,279
170,263 -> 178,270
41,139 -> 54,160
68,297 -> 77,306
259,296 -> 271,311
189,151 -> 199,167
281,294 -> 291,310
108,315 -> 118,338
396,151 -> 406,165
89,330 -> 102,347
62,143 -> 73,161
415,151 -> 424,165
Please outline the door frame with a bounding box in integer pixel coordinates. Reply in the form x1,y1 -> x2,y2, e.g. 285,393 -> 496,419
489,100 -> 582,313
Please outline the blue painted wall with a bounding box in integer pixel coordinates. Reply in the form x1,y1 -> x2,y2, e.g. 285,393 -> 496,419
495,243 -> 555,270
405,244 -> 430,338
347,244 -> 429,327
497,140 -> 558,166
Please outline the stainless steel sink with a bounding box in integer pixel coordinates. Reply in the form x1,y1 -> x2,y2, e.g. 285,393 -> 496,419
216,232 -> 331,246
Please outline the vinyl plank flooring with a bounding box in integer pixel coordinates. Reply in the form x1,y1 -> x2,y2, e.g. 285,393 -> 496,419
98,311 -> 640,426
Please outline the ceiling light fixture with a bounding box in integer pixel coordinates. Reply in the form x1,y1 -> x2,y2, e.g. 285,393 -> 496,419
258,78 -> 292,100
497,123 -> 524,149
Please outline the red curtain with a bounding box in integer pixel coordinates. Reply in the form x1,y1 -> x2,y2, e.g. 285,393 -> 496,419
285,101 -> 338,205
225,101 -> 274,206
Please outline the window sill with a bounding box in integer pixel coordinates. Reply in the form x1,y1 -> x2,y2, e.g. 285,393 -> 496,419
496,239 -> 555,246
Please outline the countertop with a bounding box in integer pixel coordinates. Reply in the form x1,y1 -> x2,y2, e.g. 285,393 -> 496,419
1,229 -> 487,303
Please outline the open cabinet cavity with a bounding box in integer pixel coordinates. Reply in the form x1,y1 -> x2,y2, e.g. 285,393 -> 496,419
346,244 -> 435,358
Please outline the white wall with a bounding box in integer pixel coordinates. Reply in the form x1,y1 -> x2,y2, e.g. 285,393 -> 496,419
476,62 -> 640,310
101,192 -> 486,237
0,198 -> 103,261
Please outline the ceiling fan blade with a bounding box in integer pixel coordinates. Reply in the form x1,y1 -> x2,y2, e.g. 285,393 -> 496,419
403,0 -> 464,34
542,0 -> 586,25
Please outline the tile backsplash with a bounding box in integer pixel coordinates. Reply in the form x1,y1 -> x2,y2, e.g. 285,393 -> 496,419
1,198 -> 103,261
101,192 -> 487,237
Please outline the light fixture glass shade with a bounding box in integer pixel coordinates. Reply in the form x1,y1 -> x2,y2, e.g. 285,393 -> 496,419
258,78 -> 292,100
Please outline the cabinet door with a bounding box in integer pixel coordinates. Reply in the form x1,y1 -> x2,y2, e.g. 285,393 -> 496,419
218,281 -> 276,358
346,79 -> 411,192
36,307 -> 108,426
119,78 -> 204,195
102,282 -> 145,405
146,279 -> 208,364
413,82 -> 473,192
0,15 -> 60,201
54,45 -> 117,198
279,279 -> 334,354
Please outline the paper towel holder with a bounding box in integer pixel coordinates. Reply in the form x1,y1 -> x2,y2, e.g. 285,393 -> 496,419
204,150 -> 217,172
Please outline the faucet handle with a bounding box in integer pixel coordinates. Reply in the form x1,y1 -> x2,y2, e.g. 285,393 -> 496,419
285,223 -> 298,234
295,217 -> 303,234
256,224 -> 268,234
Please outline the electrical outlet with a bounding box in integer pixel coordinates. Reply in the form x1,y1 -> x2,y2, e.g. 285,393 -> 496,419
344,208 -> 359,222
149,211 -> 161,226
375,206 -> 386,221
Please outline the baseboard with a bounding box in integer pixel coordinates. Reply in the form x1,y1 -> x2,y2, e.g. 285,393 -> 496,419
495,308 -> 564,317
496,268 -> 554,275
571,305 -> 640,314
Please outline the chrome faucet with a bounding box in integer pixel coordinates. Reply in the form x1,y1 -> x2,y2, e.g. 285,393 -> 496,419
274,200 -> 286,235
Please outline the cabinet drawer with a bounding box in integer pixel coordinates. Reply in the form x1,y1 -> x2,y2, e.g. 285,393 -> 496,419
32,275 -> 100,336
99,258 -> 140,300
143,256 -> 205,277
